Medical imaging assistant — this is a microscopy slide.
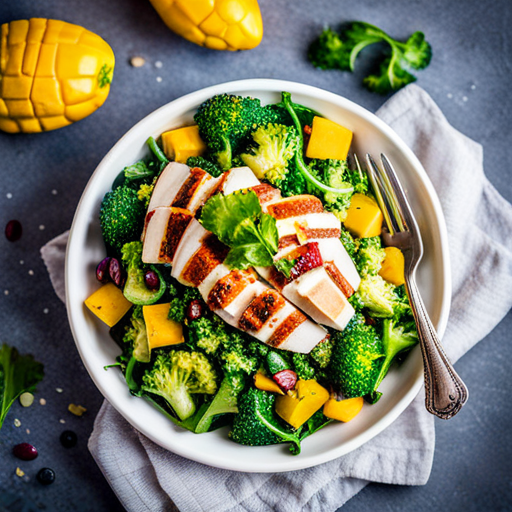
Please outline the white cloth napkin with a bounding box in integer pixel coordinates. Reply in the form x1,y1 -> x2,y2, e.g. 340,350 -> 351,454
41,84 -> 512,512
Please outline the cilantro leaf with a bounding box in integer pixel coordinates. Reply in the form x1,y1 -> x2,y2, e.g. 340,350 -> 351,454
0,343 -> 44,430
200,190 -> 282,272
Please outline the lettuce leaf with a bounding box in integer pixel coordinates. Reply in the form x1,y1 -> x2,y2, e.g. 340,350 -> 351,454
0,343 -> 44,430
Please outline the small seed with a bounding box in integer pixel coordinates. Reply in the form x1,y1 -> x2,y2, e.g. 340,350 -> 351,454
68,404 -> 87,417
36,468 -> 55,485
16,467 -> 25,477
13,443 -> 38,461
39,398 -> 46,406
19,392 -> 34,408
130,56 -> 145,67
14,418 -> 21,427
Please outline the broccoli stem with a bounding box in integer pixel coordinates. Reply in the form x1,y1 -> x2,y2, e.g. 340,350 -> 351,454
281,92 -> 353,195
165,385 -> 197,421
146,136 -> 169,164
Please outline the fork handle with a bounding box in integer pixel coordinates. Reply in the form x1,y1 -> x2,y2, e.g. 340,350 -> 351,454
406,276 -> 468,420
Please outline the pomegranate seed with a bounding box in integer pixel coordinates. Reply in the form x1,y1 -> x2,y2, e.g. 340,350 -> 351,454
108,258 -> 124,287
186,299 -> 205,321
5,220 -> 22,242
144,270 -> 160,291
96,257 -> 111,283
13,442 -> 38,461
273,370 -> 297,392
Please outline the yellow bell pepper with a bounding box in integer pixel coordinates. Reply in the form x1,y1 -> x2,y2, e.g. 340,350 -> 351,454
253,371 -> 285,395
379,246 -> 405,286
305,116 -> 353,161
323,396 -> 364,423
84,283 -> 132,328
142,303 -> 184,350
275,379 -> 329,429
0,18 -> 115,133
161,125 -> 206,163
344,193 -> 383,238
148,0 -> 263,51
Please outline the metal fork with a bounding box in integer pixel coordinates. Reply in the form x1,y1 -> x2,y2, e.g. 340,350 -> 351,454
354,153 -> 468,420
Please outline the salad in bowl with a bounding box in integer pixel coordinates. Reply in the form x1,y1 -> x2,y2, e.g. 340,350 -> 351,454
67,80 -> 450,472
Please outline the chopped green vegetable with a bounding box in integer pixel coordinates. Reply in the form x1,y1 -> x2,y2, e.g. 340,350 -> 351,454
0,344 -> 44,430
123,306 -> 150,363
186,155 -> 223,178
308,22 -> 432,94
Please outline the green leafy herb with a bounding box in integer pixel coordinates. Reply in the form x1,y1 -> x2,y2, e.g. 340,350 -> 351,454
308,22 -> 432,94
0,344 -> 44,430
200,190 -> 293,275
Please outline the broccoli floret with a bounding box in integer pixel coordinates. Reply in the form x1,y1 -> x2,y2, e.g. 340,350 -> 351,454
137,182 -> 155,207
187,315 -> 230,355
329,314 -> 384,398
230,388 -> 301,453
241,123 -> 299,185
99,186 -> 146,252
194,94 -> 278,170
310,336 -> 334,368
141,351 -> 217,421
355,236 -> 386,277
352,274 -> 396,317
308,27 -> 351,71
186,156 -> 223,178
370,318 -> 418,398
292,353 -> 317,380
220,332 -> 260,377
339,229 -> 357,260
123,306 -> 150,363
167,287 -> 202,323
195,373 -> 245,434
280,158 -> 307,197
121,241 -> 166,305
308,23 -> 432,94
307,159 -> 354,220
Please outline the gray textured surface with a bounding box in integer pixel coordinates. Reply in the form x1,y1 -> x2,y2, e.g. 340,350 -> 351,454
0,0 -> 511,511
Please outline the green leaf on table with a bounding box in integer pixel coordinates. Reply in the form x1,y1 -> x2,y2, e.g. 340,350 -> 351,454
0,343 -> 44,430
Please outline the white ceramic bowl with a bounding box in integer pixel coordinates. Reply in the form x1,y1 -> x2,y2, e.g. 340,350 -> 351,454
66,79 -> 451,473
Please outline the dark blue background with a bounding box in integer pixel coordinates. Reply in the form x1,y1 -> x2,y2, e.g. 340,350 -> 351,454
1,1 -> 511,511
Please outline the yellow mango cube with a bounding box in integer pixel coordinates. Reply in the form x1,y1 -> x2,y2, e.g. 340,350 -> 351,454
161,125 -> 206,163
305,116 -> 353,161
323,396 -> 364,423
379,247 -> 405,286
344,193 -> 383,238
142,303 -> 184,350
275,379 -> 329,429
253,371 -> 285,395
84,283 -> 132,327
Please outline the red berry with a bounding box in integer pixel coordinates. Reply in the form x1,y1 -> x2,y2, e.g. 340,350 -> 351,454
13,442 -> 38,461
96,257 -> 111,283
108,258 -> 124,287
144,270 -> 160,291
5,220 -> 22,242
273,370 -> 297,392
186,299 -> 205,321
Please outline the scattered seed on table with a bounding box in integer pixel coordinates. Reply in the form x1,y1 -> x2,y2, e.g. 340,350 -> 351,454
43,308 -> 49,314
55,387 -> 63,393
20,260 -> 24,265
39,398 -> 46,406
14,418 -> 21,427
28,270 -> 34,276
130,56 -> 145,67
36,468 -> 55,485
16,467 -> 25,478
39,225 -> 45,231
59,419 -> 66,424
6,193 -> 12,199
68,404 -> 87,417
51,189 -> 58,195
156,76 -> 162,83
155,60 -> 163,68
26,429 -> 30,435
4,290 -> 9,296
19,392 -> 34,407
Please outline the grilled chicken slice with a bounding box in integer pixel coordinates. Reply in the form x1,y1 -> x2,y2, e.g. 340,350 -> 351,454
142,207 -> 193,264
220,166 -> 261,195
148,162 -> 221,214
